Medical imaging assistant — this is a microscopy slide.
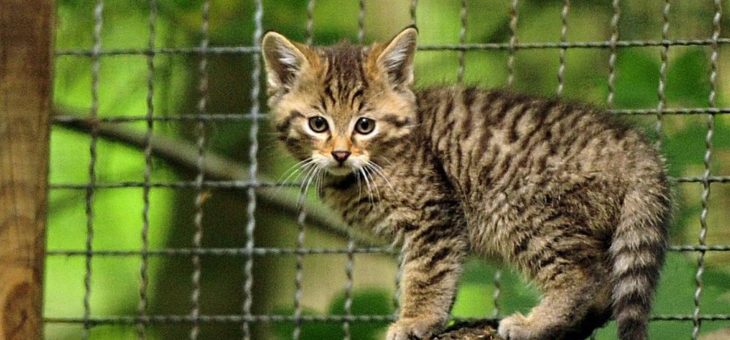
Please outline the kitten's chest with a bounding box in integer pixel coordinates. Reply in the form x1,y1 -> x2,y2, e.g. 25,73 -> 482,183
321,161 -> 458,235
321,173 -> 409,234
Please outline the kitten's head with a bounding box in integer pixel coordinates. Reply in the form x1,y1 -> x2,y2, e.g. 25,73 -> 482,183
262,27 -> 418,176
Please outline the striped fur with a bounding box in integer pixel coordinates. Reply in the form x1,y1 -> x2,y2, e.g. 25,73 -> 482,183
262,27 -> 671,340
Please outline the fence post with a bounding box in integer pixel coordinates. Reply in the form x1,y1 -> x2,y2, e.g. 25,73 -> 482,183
0,0 -> 54,338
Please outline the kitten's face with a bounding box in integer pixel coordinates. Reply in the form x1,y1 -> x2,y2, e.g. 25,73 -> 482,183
262,28 -> 418,177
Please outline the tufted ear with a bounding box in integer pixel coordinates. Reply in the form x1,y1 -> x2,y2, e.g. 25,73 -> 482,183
375,26 -> 418,88
261,32 -> 311,93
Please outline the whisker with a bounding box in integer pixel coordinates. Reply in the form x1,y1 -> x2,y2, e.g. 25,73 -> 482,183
362,165 -> 383,204
376,156 -> 395,167
314,168 -> 325,197
303,167 -> 320,197
296,164 -> 319,208
368,162 -> 395,193
356,169 -> 363,200
366,166 -> 384,209
359,168 -> 374,206
277,158 -> 313,185
364,165 -> 387,213
289,162 -> 317,185
277,164 -> 315,195
274,160 -> 315,195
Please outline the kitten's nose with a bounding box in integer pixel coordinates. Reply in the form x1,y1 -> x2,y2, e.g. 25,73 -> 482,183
331,151 -> 351,164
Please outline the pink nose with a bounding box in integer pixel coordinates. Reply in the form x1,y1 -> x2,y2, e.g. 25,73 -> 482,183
331,151 -> 351,163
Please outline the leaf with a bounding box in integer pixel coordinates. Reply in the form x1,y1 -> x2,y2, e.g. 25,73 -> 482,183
667,49 -> 711,107
613,50 -> 660,109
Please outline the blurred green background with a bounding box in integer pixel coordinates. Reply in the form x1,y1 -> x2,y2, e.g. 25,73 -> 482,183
46,1 -> 730,339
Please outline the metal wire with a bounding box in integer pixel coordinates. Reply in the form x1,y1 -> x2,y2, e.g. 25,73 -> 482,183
82,1 -> 103,338
54,37 -> 730,57
692,1 -> 722,338
456,0 -> 467,84
292,199 -> 307,340
655,0 -> 670,148
607,0 -> 620,107
137,1 -> 157,339
49,106 -> 730,124
293,2 -> 316,339
409,0 -> 418,26
506,0 -> 518,89
393,246 -> 404,317
48,174 -> 730,191
43,313 -> 730,325
190,1 -> 210,339
305,0 -> 315,46
47,247 -> 399,257
556,0 -> 569,97
243,1 -> 264,339
44,244 -> 730,260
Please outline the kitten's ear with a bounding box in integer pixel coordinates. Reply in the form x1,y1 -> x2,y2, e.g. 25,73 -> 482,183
261,32 -> 312,93
375,26 -> 418,88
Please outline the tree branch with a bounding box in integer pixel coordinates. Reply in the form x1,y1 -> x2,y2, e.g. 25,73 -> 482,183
434,320 -> 499,339
51,108 -> 383,246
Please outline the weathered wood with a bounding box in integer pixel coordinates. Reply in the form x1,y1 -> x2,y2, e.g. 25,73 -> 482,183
0,0 -> 54,339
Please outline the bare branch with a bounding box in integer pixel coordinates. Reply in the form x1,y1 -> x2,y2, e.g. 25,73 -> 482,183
435,320 -> 499,339
52,107 -> 383,246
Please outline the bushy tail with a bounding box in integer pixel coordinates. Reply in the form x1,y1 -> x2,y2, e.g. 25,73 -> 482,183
609,175 -> 671,340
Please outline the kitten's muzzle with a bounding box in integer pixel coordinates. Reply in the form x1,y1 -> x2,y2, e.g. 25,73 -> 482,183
331,151 -> 351,164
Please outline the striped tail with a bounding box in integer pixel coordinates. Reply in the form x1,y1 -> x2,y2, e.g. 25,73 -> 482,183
609,176 -> 671,340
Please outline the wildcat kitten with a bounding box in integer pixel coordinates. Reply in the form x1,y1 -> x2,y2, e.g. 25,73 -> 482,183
261,27 -> 671,340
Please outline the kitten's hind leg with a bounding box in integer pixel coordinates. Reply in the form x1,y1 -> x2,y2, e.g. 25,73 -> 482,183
498,268 -> 610,340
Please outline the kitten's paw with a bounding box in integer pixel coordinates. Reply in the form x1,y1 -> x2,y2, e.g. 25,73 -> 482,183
386,318 -> 442,340
498,313 -> 534,340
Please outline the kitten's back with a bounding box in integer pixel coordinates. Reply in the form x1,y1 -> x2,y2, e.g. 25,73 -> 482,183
415,85 -> 670,339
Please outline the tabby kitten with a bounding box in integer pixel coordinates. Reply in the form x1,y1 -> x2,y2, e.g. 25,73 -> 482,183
261,27 -> 671,340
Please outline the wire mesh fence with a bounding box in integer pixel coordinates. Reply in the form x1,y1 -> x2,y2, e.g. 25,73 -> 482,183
44,0 -> 730,339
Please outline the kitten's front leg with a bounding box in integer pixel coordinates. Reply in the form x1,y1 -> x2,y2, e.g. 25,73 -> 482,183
387,221 -> 468,340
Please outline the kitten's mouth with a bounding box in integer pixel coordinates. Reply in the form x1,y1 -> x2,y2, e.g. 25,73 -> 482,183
327,165 -> 355,176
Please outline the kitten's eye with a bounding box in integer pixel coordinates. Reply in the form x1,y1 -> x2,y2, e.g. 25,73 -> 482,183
355,117 -> 375,134
308,116 -> 329,133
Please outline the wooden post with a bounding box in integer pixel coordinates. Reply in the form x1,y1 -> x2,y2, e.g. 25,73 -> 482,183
0,0 -> 54,338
